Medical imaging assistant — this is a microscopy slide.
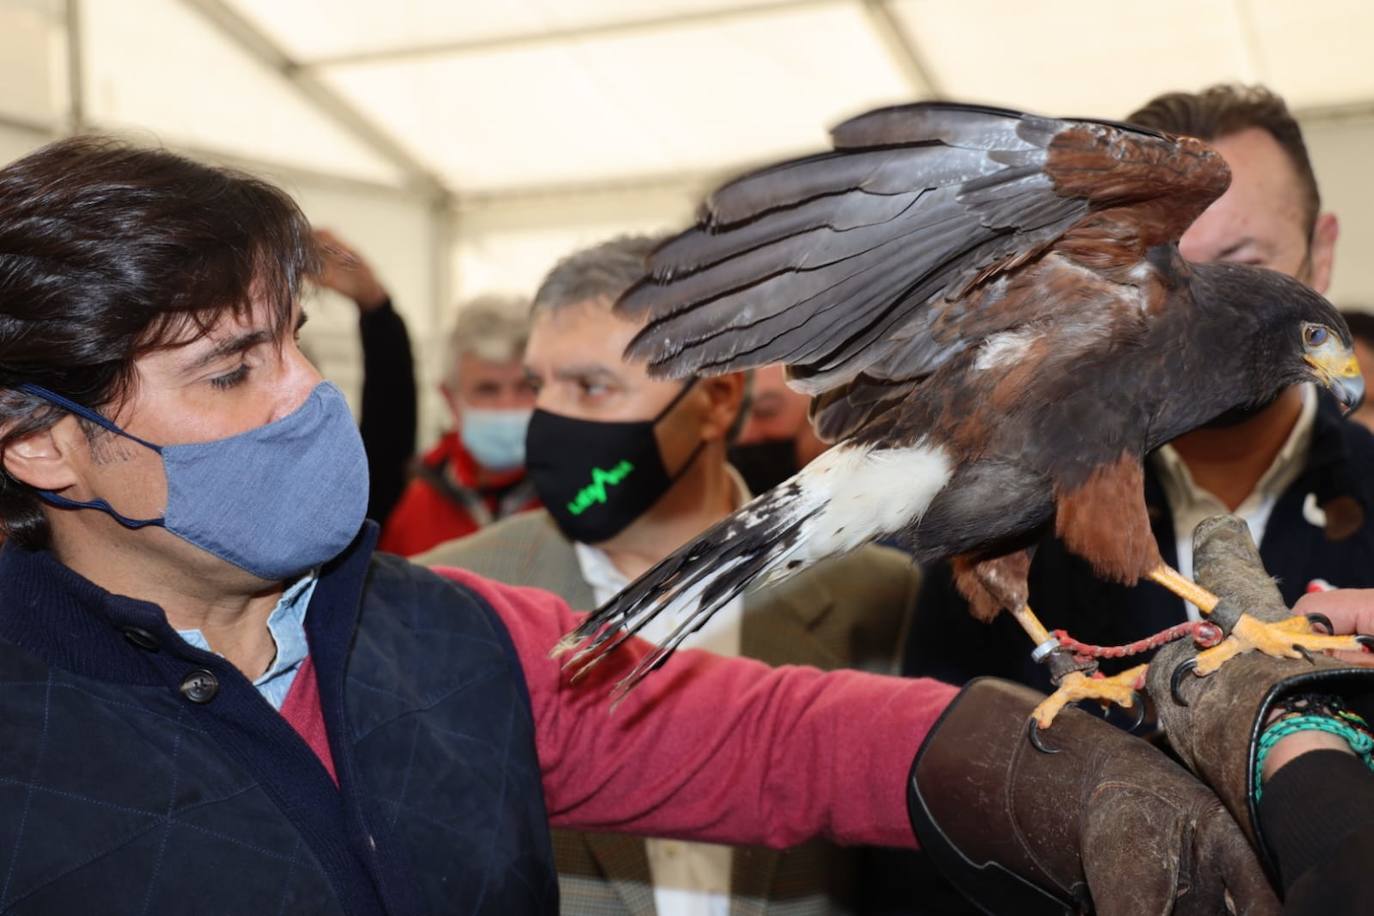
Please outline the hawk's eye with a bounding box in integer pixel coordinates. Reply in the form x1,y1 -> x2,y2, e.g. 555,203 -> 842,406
1304,325 -> 1330,348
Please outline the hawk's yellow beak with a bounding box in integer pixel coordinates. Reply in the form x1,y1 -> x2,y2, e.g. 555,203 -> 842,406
1306,349 -> 1365,414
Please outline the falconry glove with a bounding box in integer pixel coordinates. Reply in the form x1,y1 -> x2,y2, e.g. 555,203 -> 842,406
909,677 -> 1278,916
1148,515 -> 1374,881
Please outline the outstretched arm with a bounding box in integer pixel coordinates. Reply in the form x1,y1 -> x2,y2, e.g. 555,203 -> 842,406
434,565 -> 953,849
433,565 -> 1275,913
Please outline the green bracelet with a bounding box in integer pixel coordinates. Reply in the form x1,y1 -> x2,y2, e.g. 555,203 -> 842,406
1254,713 -> 1374,801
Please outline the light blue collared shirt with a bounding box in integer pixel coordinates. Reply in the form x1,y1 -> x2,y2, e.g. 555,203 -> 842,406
177,572 -> 318,711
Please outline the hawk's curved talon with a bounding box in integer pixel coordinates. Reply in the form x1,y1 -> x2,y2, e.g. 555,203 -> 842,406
1357,635 -> 1374,651
1125,691 -> 1148,733
1293,644 -> 1316,664
1306,613 -> 1335,635
1029,665 -> 1147,738
1027,719 -> 1060,754
1171,658 -> 1199,707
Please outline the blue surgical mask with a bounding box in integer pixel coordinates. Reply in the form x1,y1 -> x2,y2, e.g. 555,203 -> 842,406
460,407 -> 531,471
17,381 -> 369,581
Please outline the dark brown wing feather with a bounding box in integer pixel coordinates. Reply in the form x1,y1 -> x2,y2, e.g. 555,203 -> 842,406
616,102 -> 1230,441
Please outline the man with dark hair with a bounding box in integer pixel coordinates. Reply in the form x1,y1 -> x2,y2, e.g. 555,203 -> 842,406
906,84 -> 1374,716
0,139 -> 1279,914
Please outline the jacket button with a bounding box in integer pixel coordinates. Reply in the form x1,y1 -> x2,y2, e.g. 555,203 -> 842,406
121,627 -> 160,651
179,669 -> 219,704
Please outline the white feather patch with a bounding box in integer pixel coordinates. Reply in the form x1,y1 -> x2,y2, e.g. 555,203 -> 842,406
975,328 -> 1039,371
789,440 -> 953,559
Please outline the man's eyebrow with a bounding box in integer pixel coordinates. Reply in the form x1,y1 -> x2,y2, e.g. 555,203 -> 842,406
552,364 -> 618,383
180,329 -> 273,375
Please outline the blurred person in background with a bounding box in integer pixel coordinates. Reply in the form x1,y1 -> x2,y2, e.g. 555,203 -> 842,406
423,234 -> 920,916
312,229 -> 417,525
380,295 -> 539,556
728,362 -> 829,493
1341,309 -> 1374,432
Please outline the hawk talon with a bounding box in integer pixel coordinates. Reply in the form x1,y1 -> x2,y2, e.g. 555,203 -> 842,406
1170,658 -> 1199,707
1293,645 -> 1316,664
1357,635 -> 1374,651
1027,719 -> 1061,755
1306,613 -> 1335,635
1125,691 -> 1148,733
1026,688 -> 1147,750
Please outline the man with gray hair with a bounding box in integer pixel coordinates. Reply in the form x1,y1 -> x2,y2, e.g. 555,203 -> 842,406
423,234 -> 920,915
380,294 -> 539,555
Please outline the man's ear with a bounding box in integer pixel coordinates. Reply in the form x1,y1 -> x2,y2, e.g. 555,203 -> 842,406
699,373 -> 746,443
1308,212 -> 1339,295
2,417 -> 81,492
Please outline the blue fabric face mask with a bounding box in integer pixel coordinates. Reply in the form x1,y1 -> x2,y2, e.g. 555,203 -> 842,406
16,381 -> 369,581
459,407 -> 531,471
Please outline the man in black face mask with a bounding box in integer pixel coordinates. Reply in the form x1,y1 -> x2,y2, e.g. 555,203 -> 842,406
422,233 -> 921,916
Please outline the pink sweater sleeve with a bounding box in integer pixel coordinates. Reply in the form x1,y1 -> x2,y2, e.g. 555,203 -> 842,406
434,566 -> 957,850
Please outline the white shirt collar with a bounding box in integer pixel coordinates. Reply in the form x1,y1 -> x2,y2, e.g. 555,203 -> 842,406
1153,384 -> 1317,515
1153,385 -> 1317,620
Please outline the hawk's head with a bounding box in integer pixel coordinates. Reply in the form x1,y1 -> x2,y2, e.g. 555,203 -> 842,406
1203,262 -> 1364,415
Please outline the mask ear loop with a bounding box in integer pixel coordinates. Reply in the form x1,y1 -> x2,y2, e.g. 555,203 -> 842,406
16,384 -> 163,452
13,383 -> 167,529
651,378 -> 698,423
652,377 -> 709,486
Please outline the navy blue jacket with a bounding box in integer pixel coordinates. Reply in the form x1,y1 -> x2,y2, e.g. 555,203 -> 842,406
0,524 -> 558,915
905,397 -> 1374,691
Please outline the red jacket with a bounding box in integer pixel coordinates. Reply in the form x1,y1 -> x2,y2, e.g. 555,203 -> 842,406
380,432 -> 540,556
435,566 -> 955,848
281,563 -> 952,847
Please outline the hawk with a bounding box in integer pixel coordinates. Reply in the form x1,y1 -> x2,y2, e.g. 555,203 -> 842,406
554,102 -> 1367,732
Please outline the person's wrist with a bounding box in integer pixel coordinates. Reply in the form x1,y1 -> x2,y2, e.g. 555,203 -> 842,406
354,286 -> 389,312
1262,728 -> 1353,781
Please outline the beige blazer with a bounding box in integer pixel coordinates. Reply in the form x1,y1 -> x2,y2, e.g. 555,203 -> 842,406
420,510 -> 920,916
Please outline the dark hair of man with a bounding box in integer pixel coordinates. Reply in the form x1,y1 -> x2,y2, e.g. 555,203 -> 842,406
0,136 -> 318,548
1341,309 -> 1374,349
1127,84 -> 1320,236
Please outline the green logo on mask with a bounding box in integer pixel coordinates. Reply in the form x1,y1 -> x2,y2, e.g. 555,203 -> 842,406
567,460 -> 635,516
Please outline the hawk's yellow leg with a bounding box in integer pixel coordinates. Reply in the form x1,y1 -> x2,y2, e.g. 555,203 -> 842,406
1005,604 -> 1144,728
1147,565 -> 1367,675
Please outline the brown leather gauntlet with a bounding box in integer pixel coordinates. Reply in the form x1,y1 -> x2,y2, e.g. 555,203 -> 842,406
909,677 -> 1278,916
1147,515 -> 1374,879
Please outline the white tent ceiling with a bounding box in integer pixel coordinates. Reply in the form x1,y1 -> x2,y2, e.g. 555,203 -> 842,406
5,0 -> 1373,201
3,0 -> 1374,440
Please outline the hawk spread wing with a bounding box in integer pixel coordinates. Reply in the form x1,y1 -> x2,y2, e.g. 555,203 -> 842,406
554,103 -> 1355,700
617,102 -> 1229,440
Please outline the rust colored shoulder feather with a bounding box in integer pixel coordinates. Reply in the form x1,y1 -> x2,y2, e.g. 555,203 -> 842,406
1048,125 -> 1230,271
